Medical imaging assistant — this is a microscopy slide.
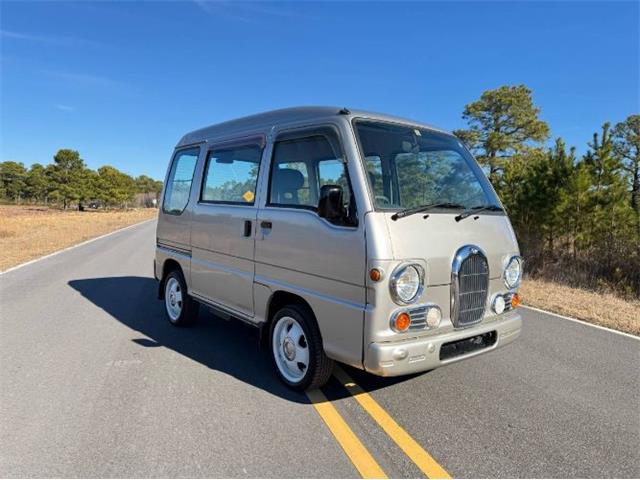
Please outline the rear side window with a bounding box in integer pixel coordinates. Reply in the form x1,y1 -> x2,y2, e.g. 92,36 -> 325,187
201,144 -> 263,204
163,148 -> 199,214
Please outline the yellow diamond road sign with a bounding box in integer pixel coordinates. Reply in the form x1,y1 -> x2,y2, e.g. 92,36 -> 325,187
243,191 -> 255,203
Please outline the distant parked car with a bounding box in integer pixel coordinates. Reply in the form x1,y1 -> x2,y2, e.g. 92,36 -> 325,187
154,107 -> 523,390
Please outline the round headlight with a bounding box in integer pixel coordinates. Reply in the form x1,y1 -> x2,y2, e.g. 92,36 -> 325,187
504,256 -> 523,289
390,264 -> 424,304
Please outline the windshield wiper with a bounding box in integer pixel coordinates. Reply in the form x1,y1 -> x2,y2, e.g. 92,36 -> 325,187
391,202 -> 465,221
455,204 -> 504,222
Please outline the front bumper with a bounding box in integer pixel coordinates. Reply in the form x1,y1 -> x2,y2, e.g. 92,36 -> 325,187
364,311 -> 522,376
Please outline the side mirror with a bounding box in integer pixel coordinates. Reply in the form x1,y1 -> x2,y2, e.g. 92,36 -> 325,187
318,184 -> 344,222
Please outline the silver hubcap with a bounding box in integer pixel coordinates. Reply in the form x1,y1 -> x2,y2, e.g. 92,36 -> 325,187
165,277 -> 183,321
272,316 -> 309,383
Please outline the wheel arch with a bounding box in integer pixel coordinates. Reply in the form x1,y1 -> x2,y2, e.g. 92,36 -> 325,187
158,258 -> 183,300
260,290 -> 317,349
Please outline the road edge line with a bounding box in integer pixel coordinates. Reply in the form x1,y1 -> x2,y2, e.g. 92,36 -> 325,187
521,305 -> 640,341
0,218 -> 156,276
333,366 -> 451,479
306,388 -> 387,479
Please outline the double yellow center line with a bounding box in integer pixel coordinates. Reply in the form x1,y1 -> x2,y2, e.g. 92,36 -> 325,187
306,388 -> 388,479
307,366 -> 451,479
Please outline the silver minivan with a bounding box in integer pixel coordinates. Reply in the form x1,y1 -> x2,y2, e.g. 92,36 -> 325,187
155,107 -> 523,390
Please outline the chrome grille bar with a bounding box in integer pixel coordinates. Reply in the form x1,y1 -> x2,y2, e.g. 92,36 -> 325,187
408,306 -> 427,330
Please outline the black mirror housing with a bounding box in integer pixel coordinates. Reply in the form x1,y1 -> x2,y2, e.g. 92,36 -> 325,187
318,184 -> 344,222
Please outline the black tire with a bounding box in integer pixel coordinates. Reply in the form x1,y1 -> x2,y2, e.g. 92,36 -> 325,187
163,269 -> 199,326
269,304 -> 334,391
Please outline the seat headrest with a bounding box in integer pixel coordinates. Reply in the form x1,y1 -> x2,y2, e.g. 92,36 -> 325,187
274,168 -> 305,190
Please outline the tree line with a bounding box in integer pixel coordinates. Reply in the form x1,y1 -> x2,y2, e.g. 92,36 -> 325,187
0,149 -> 163,209
455,85 -> 638,297
1,88 -> 637,296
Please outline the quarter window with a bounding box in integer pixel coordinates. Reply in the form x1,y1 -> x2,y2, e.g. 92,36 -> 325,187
163,148 -> 199,214
201,144 -> 263,204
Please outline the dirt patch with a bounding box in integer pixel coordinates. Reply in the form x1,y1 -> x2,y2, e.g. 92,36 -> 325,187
0,206 -> 157,271
520,278 -> 640,336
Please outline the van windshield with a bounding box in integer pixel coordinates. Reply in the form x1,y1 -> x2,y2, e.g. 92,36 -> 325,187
354,120 -> 501,211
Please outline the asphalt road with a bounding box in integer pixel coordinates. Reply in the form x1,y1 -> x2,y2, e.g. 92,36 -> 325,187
1,220 -> 638,478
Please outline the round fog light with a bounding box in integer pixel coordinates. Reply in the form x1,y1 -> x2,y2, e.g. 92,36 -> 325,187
426,307 -> 442,328
493,295 -> 506,314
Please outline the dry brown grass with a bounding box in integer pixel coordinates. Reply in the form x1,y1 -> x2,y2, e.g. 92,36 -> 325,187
520,277 -> 640,336
3,205 -> 637,335
0,205 -> 157,272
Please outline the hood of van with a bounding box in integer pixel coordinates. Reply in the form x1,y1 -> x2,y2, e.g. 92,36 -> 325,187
381,212 -> 519,286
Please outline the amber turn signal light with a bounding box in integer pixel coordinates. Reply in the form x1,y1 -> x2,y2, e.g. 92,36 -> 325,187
369,268 -> 382,282
393,312 -> 411,332
511,292 -> 521,309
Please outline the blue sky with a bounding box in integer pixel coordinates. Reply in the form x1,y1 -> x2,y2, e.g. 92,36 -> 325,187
1,1 -> 638,180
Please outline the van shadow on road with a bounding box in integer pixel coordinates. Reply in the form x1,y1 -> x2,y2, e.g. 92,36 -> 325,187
68,276 -> 419,403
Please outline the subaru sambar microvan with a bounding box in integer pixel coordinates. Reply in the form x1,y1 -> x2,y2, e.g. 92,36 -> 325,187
155,107 -> 523,390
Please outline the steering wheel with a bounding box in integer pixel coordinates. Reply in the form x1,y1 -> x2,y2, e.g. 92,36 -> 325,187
375,195 -> 391,206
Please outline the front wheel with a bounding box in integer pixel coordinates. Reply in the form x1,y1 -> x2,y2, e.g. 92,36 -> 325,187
163,269 -> 199,326
270,305 -> 334,390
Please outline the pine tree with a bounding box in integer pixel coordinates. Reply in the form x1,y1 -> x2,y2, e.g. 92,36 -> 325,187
49,149 -> 86,209
454,84 -> 550,187
612,115 -> 640,245
25,163 -> 49,203
581,123 -> 634,272
0,161 -> 27,202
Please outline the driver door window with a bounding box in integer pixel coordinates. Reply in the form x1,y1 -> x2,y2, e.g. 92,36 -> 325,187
318,159 -> 351,207
268,129 -> 354,224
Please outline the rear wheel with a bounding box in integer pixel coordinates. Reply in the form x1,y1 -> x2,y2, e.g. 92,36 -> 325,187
270,305 -> 333,390
163,269 -> 198,326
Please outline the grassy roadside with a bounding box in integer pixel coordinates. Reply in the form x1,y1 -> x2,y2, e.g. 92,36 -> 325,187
1,205 -> 637,336
520,278 -> 640,336
0,205 -> 157,272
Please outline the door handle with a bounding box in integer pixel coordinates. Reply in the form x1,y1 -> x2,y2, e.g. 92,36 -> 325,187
260,220 -> 272,229
243,220 -> 252,237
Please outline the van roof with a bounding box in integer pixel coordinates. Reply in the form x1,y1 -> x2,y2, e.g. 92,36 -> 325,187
176,106 -> 448,147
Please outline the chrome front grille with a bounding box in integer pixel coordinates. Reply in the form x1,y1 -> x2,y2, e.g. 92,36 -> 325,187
452,246 -> 489,328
